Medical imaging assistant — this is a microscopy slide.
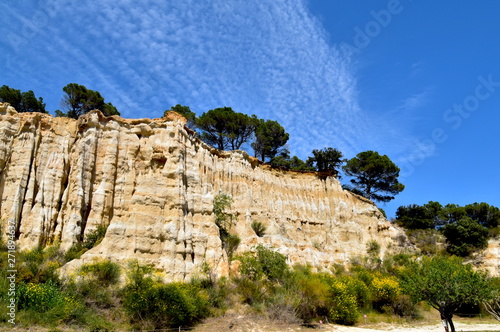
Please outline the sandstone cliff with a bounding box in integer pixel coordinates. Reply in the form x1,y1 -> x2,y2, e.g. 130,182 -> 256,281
0,104 -> 407,280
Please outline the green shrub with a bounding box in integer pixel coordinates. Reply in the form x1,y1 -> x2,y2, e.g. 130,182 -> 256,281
64,243 -> 86,262
83,224 -> 108,250
123,281 -> 208,328
80,260 -> 121,287
256,245 -> 288,283
17,281 -> 84,323
289,270 -> 330,322
366,240 -> 381,256
234,276 -> 266,305
122,261 -> 209,328
251,221 -> 267,237
407,229 -> 444,255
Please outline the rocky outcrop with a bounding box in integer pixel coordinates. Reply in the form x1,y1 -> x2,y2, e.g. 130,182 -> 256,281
0,104 -> 406,280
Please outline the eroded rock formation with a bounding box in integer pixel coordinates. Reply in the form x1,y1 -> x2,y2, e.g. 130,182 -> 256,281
0,104 -> 408,280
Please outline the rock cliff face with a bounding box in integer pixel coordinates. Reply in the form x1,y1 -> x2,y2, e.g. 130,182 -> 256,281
0,104 -> 407,280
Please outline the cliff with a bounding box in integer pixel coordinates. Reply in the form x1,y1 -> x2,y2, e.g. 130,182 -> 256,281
0,104 -> 407,280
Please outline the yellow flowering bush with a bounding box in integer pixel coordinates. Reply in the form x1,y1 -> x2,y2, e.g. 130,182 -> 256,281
17,281 -> 82,319
370,274 -> 401,310
327,279 -> 359,325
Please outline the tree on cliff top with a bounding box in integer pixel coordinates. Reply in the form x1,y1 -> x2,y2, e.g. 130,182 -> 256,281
0,85 -> 46,113
343,150 -> 404,202
306,147 -> 344,177
251,119 -> 289,161
196,107 -> 256,150
58,83 -> 120,119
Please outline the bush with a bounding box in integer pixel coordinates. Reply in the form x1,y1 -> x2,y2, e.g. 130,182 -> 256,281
17,281 -> 83,323
366,240 -> 381,256
122,261 -> 209,329
80,260 -> 121,287
251,221 -> 267,237
370,274 -> 401,312
123,282 -> 208,328
326,279 -> 359,325
83,224 -> 108,250
443,217 -> 489,256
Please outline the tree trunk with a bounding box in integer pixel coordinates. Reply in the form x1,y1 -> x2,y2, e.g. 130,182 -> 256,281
447,316 -> 455,332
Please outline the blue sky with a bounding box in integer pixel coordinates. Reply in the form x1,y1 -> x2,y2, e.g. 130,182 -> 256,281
1,0 -> 499,218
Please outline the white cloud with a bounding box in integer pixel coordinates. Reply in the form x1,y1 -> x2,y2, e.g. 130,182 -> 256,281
0,0 -> 408,158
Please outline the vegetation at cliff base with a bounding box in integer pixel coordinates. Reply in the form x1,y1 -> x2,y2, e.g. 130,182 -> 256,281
1,239 -> 498,331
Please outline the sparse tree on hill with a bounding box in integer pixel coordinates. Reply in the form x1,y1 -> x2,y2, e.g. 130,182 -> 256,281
343,150 -> 404,202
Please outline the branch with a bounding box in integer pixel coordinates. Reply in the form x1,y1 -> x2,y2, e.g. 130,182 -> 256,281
483,300 -> 500,321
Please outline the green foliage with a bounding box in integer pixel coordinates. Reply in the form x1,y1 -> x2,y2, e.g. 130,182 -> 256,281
251,221 -> 267,237
251,119 -> 289,161
306,147 -> 344,177
17,246 -> 63,284
59,83 -> 120,119
269,150 -> 314,171
197,107 -> 257,150
397,201 -> 500,231
237,245 -> 288,283
442,217 -> 489,256
369,274 -> 401,312
64,224 -> 108,262
286,268 -> 330,322
213,192 -> 240,260
343,150 -> 404,202
483,277 -> 500,321
326,278 -> 359,325
366,240 -> 381,257
0,85 -> 46,113
396,204 -> 437,230
80,260 -> 121,287
82,224 -> 108,250
166,104 -> 197,128
398,255 -> 492,330
122,262 -> 209,329
17,281 -> 84,324
464,202 -> 500,228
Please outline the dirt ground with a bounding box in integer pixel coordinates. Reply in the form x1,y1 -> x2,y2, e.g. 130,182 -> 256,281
192,314 -> 500,332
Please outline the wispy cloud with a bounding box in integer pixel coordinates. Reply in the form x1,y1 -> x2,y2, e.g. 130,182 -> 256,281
0,0 -> 408,158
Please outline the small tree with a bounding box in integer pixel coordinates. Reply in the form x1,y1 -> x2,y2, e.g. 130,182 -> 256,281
343,150 -> 404,202
399,256 -> 492,332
